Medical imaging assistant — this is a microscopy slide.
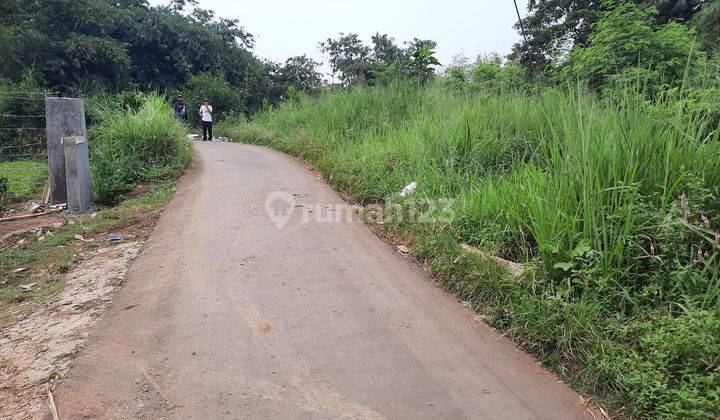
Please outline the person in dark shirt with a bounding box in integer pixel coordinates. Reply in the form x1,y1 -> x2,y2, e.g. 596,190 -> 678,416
173,95 -> 187,122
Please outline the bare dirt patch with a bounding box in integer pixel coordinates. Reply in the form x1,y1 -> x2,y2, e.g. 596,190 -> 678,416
124,184 -> 150,201
0,216 -> 70,246
0,241 -> 142,419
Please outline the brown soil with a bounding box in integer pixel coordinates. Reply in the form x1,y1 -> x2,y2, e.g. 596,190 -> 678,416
124,184 -> 150,200
0,215 -> 70,242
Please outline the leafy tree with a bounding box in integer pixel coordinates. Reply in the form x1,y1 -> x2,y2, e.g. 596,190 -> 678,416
276,55 -> 323,94
510,0 -> 602,72
368,33 -> 412,84
319,33 -> 372,86
406,39 -> 441,84
692,0 -> 720,51
320,33 -> 438,86
510,0 -> 715,75
0,0 -> 278,114
560,1 -> 706,90
182,73 -> 245,125
371,33 -> 403,65
651,0 -> 713,22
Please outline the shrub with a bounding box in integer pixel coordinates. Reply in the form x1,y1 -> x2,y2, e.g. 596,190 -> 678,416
181,73 -> 245,126
561,1 -> 705,91
441,54 -> 528,93
90,94 -> 191,204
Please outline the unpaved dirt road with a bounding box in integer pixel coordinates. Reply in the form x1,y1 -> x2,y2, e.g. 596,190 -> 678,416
53,142 -> 592,419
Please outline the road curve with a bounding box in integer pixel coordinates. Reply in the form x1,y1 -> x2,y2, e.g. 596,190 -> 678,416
53,142 -> 591,419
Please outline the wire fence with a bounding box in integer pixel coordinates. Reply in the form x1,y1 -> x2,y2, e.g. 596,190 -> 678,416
0,114 -> 45,118
0,92 -> 57,162
0,125 -> 47,162
0,95 -> 52,101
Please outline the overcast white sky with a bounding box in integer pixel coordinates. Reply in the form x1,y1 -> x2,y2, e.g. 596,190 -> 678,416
150,0 -> 529,76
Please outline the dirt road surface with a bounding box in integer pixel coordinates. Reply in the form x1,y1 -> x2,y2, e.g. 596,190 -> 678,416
53,142 -> 592,419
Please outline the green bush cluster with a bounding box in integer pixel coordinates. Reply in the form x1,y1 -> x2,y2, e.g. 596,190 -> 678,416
218,83 -> 720,417
90,94 -> 192,205
180,73 -> 246,126
443,54 -> 529,94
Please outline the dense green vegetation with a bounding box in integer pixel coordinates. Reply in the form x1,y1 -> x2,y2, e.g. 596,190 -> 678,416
89,94 -> 192,205
0,0 -> 321,103
0,0 -> 324,157
218,79 -> 720,417
511,0 -> 719,75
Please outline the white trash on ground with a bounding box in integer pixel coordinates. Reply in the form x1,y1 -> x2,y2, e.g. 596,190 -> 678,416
400,182 -> 417,197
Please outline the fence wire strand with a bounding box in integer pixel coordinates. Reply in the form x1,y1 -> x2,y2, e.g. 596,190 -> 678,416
0,95 -> 49,101
0,93 -> 52,162
0,153 -> 48,161
0,114 -> 45,118
0,91 -> 56,95
0,142 -> 45,150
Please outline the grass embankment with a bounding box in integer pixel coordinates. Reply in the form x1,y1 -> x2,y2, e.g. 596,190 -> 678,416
217,84 -> 720,418
0,161 -> 48,207
0,94 -> 191,328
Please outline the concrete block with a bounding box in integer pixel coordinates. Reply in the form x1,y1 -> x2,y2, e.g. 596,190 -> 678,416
45,98 -> 87,204
62,136 -> 93,213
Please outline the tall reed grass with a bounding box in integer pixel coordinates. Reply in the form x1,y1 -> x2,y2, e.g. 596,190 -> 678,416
90,94 -> 192,204
218,83 -> 720,417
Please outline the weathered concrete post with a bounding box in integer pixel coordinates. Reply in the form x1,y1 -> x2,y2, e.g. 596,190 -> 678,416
45,98 -> 87,204
62,136 -> 93,213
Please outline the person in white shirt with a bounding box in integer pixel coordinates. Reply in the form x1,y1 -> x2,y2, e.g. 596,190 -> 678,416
199,99 -> 213,141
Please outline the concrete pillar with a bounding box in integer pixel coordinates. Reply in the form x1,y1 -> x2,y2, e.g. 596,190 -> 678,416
62,136 -> 93,213
45,98 -> 87,204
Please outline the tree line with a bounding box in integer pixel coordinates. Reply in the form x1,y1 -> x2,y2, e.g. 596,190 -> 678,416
0,0 -> 321,114
509,0 -> 719,88
1,0 -> 719,126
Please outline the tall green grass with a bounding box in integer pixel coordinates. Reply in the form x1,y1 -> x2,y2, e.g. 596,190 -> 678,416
218,83 -> 720,418
0,160 -> 48,206
90,94 -> 192,204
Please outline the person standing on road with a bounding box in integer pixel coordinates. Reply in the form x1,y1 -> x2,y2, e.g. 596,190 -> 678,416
173,95 -> 187,122
199,99 -> 213,141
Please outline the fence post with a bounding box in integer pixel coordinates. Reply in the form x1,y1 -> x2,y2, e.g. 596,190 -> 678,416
45,98 -> 87,204
62,136 -> 93,213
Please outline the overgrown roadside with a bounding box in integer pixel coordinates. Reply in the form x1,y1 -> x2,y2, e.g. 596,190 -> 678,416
0,94 -> 191,419
216,84 -> 720,418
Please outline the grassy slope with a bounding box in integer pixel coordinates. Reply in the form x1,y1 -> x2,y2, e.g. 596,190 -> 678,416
217,84 -> 720,418
0,160 -> 48,204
